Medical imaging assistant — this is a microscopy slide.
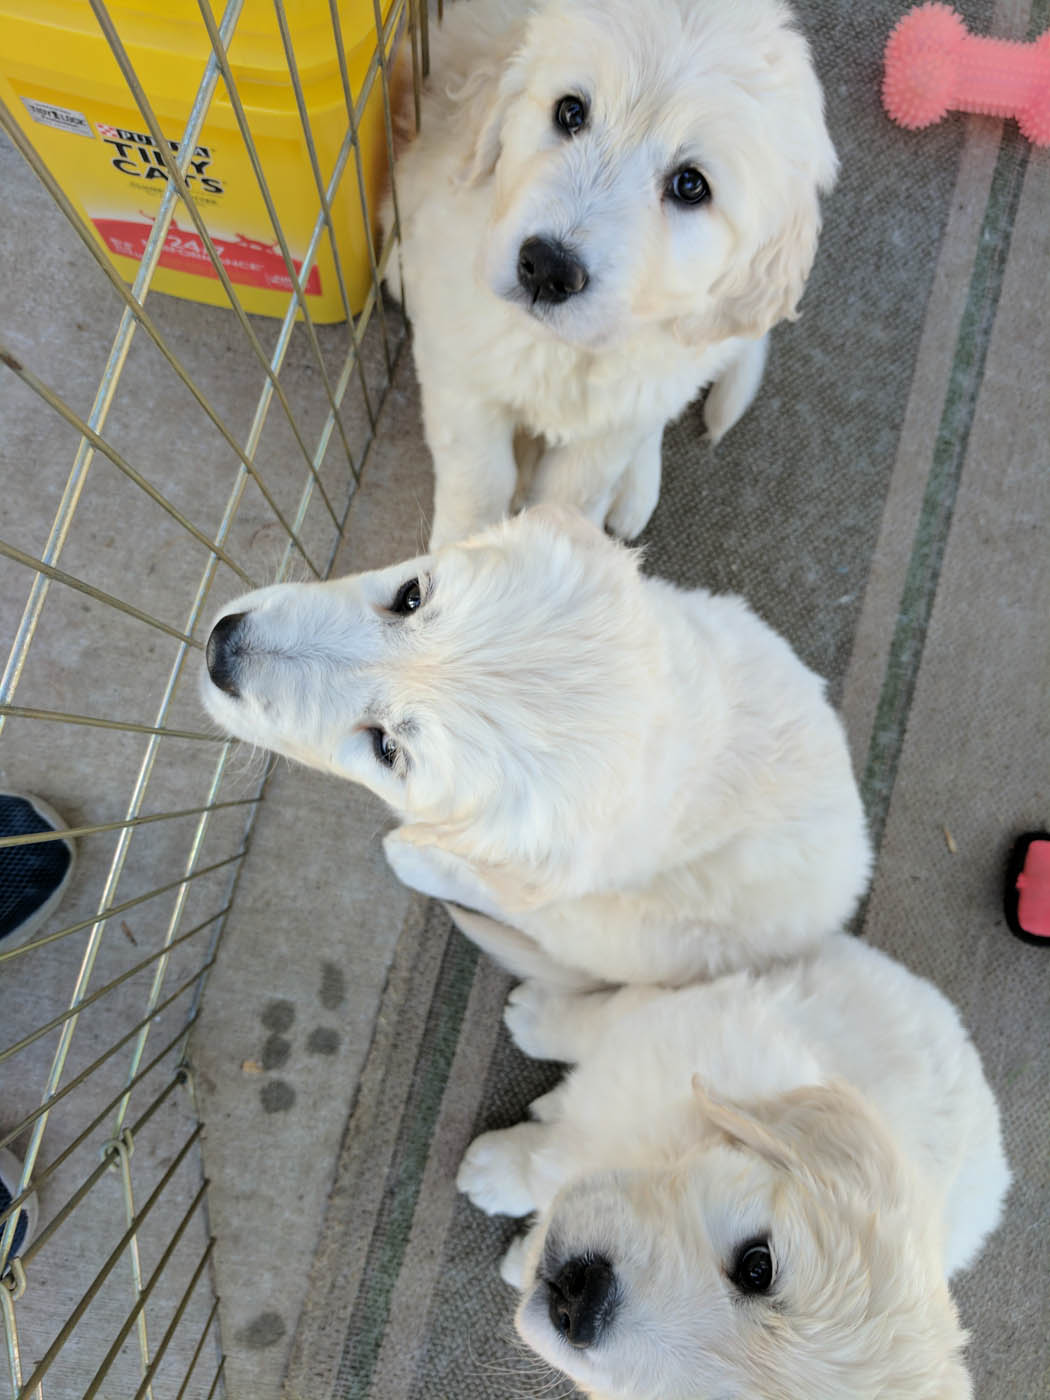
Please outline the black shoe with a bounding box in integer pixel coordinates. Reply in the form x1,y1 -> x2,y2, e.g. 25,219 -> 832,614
0,1147 -> 38,1267
0,792 -> 75,948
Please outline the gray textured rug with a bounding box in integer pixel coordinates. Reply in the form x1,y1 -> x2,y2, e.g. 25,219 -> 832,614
284,1 -> 1050,1396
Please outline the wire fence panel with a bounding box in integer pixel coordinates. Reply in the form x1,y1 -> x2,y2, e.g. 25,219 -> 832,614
0,0 -> 419,1393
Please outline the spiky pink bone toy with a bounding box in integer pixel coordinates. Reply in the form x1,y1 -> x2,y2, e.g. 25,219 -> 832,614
883,3 -> 1050,145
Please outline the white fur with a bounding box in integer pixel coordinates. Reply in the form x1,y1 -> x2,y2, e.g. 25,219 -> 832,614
200,507 -> 870,988
385,0 -> 838,546
457,934 -> 1010,1399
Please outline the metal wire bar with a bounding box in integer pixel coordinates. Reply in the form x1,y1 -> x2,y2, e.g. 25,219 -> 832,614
128,1237 -> 215,1400
0,97 -> 326,583
0,968 -> 208,1159
204,1356 -> 225,1400
0,798 -> 258,849
13,1126 -> 202,1398
110,746 -> 234,1135
82,1180 -> 210,1400
0,1275 -> 25,1398
276,242 -> 408,586
179,754 -> 271,1047
0,0 -> 244,746
0,852 -> 242,965
0,346 -> 256,589
172,1295 -> 220,1400
273,0 -> 357,331
87,0 -> 344,532
247,0 -> 413,563
269,0 -> 412,583
105,1133 -> 155,1399
1,908 -> 228,1065
0,539 -> 201,648
0,704 -> 223,743
0,1048 -> 184,1233
194,0 -> 362,479
418,0 -> 430,77
409,0 -> 423,132
327,0 -> 393,377
372,0 -> 405,266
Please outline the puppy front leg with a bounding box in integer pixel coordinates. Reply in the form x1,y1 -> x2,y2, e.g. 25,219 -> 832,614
605,426 -> 664,540
505,980 -> 664,1062
457,1122 -> 554,1217
445,904 -> 601,989
527,429 -> 661,540
422,383 -> 517,548
703,334 -> 768,443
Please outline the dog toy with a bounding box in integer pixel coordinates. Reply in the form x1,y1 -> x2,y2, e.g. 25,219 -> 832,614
882,3 -> 1050,146
1004,832 -> 1050,946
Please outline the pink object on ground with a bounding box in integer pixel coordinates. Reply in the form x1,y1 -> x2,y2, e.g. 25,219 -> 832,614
1015,840 -> 1050,937
882,3 -> 1050,145
1004,833 -> 1050,946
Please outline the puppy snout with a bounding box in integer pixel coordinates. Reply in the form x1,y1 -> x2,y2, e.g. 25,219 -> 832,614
547,1254 -> 617,1348
517,237 -> 588,305
206,611 -> 248,698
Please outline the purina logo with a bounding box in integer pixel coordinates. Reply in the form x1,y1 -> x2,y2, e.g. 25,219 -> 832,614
95,123 -> 224,195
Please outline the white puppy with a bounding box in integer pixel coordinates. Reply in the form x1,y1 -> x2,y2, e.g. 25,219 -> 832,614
200,507 -> 870,988
385,0 -> 838,547
458,934 -> 1009,1399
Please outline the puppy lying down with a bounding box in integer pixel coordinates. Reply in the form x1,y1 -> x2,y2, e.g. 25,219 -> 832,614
201,507 -> 870,988
459,934 -> 1009,1399
385,0 -> 838,546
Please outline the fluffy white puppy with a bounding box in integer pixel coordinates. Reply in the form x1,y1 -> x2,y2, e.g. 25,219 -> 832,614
200,507 -> 870,988
458,934 -> 1010,1399
385,0 -> 838,547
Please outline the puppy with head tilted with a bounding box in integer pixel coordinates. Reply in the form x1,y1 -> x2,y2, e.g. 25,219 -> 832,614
386,0 -> 838,547
201,507 -> 870,989
458,935 -> 1009,1400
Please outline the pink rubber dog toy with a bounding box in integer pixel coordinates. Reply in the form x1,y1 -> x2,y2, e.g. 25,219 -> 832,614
883,3 -> 1050,145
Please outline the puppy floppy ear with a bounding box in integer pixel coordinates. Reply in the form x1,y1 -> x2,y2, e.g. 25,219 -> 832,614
692,1076 -> 803,1173
702,110 -> 838,343
693,1076 -> 907,1208
707,187 -> 826,341
452,46 -> 529,186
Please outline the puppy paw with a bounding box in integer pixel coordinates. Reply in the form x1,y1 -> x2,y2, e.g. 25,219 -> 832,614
504,980 -> 577,1060
703,334 -> 768,444
383,831 -> 500,915
500,1233 -> 534,1290
457,1128 -> 540,1217
605,460 -> 660,540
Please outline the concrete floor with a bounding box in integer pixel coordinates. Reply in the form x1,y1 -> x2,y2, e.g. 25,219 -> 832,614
0,117 -> 416,1398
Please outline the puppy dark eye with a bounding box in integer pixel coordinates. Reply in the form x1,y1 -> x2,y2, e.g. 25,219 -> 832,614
554,94 -> 588,135
390,578 -> 422,615
730,1240 -> 774,1295
667,166 -> 710,205
370,728 -> 398,768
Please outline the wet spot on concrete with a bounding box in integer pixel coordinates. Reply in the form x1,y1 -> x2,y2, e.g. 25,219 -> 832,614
306,1026 -> 340,1056
261,1033 -> 291,1070
261,999 -> 295,1033
260,1079 -> 296,1113
237,1310 -> 286,1348
319,961 -> 346,1010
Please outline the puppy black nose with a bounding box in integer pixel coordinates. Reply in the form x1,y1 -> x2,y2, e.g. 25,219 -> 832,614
206,611 -> 247,698
547,1254 -> 617,1348
517,237 -> 589,305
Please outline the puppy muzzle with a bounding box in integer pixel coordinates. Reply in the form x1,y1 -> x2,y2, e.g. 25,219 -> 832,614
546,1253 -> 619,1348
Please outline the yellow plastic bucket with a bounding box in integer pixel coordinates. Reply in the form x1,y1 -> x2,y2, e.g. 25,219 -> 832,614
0,0 -> 397,321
